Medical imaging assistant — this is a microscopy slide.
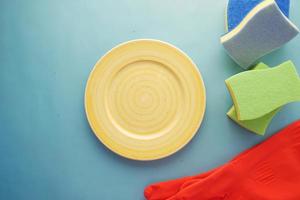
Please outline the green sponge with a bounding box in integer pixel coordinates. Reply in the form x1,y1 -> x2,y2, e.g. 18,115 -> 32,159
227,107 -> 280,135
227,62 -> 281,135
226,60 -> 300,121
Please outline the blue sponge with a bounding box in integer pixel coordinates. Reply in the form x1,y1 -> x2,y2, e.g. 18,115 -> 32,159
221,0 -> 299,69
226,0 -> 290,32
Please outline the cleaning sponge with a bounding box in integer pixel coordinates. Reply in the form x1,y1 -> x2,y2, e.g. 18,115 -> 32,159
227,63 -> 281,135
221,0 -> 299,69
227,106 -> 280,135
226,0 -> 290,32
226,60 -> 300,121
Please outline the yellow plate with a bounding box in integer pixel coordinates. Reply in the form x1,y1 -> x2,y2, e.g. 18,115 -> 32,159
85,39 -> 206,160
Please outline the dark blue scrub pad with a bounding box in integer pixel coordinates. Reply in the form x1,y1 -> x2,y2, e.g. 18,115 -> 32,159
221,0 -> 298,68
227,0 -> 290,32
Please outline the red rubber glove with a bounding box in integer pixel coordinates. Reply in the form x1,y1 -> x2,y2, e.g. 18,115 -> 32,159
168,120 -> 300,199
145,120 -> 300,200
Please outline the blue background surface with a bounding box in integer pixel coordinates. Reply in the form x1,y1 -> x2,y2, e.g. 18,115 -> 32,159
1,0 -> 300,199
